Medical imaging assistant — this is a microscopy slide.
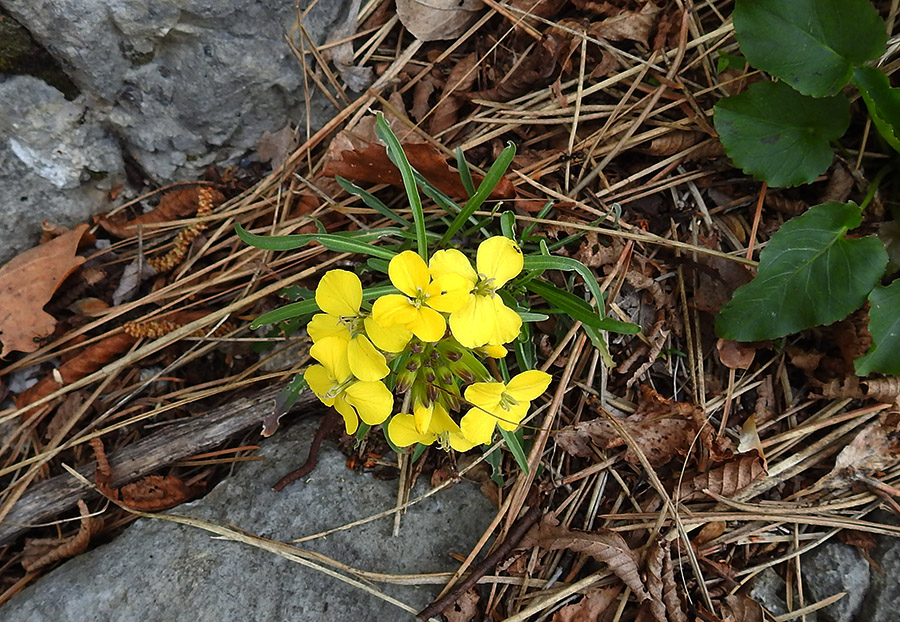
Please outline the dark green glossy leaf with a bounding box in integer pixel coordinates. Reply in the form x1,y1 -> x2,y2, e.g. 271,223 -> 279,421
526,279 -> 640,334
714,80 -> 850,187
852,65 -> 900,153
335,176 -> 413,227
855,280 -> 900,375
734,0 -> 886,97
717,202 -> 888,341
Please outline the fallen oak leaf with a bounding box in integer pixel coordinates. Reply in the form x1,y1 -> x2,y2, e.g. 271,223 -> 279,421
588,1 -> 662,47
396,0 -> 483,42
0,223 -> 90,357
429,52 -> 479,137
720,594 -> 764,622
521,514 -> 650,601
468,35 -> 566,102
678,452 -> 766,502
323,141 -> 516,200
551,586 -> 623,622
21,499 -> 102,571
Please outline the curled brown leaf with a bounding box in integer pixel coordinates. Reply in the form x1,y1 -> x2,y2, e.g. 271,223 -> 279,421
22,499 -> 102,571
679,452 -> 766,502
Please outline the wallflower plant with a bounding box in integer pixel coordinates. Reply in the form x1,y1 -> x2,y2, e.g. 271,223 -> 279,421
237,113 -> 640,474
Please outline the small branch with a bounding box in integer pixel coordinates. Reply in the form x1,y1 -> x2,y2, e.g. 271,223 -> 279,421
273,410 -> 340,491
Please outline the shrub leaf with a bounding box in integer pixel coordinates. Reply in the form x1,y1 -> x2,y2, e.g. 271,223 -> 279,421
855,281 -> 900,375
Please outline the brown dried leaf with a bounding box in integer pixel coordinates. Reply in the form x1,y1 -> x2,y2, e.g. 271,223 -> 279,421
44,389 -> 90,440
257,124 -> 297,170
661,543 -> 688,622
717,338 -> 756,370
679,453 -> 766,501
412,76 -> 437,122
738,415 -> 767,469
864,377 -> 900,403
693,521 -> 726,546
22,499 -> 101,571
557,387 -> 698,466
96,186 -> 224,238
396,0 -> 482,42
638,130 -> 701,156
468,35 -> 566,102
523,514 -> 649,600
444,589 -> 479,622
754,376 -> 776,424
588,2 -> 662,46
551,586 -> 623,622
721,595 -> 764,622
821,163 -> 854,204
823,414 -> 900,489
0,224 -> 90,357
120,475 -> 198,511
323,141 -> 515,200
323,0 -> 374,91
16,331 -> 137,409
644,542 -> 667,622
691,234 -> 754,314
429,53 -> 479,136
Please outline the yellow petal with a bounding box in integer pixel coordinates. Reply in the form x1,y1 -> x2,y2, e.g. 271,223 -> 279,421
413,401 -> 434,434
333,395 -> 359,434
344,380 -> 393,425
476,236 -> 523,287
460,409 -> 496,445
496,403 -> 529,431
364,316 -> 411,352
304,365 -> 335,405
389,250 -> 430,297
348,335 -> 389,381
388,414 -> 436,447
464,382 -> 505,411
409,306 -> 446,342
309,336 -> 351,382
477,344 -> 508,359
506,370 -> 552,402
485,296 -> 523,345
429,249 -> 477,284
307,313 -> 350,342
430,405 -> 477,452
426,273 -> 471,313
448,297 -> 487,348
315,269 -> 362,317
372,294 -> 419,327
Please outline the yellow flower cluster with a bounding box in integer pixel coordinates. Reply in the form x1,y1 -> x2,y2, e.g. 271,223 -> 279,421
304,236 -> 551,451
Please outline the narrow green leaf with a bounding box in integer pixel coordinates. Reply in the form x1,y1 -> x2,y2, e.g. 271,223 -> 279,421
440,141 -> 516,245
526,279 -> 641,334
499,428 -> 529,474
714,81 -> 850,188
716,202 -> 888,341
335,176 -> 413,227
734,0 -> 886,97
455,147 -> 476,197
411,443 -> 428,463
524,254 -> 606,309
235,222 -> 402,254
852,65 -> 900,153
316,235 -> 398,260
251,284 -> 398,328
500,211 -> 516,240
855,280 -> 900,375
375,113 -> 427,258
483,446 -> 504,486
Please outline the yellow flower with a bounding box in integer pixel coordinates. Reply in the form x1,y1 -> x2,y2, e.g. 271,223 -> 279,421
304,336 -> 393,434
388,403 -> 476,452
430,237 -> 524,348
460,370 -> 552,445
307,269 -> 389,381
372,251 -> 469,342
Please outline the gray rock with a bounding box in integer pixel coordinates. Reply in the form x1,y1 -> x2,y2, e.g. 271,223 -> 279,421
1,418 -> 498,621
860,531 -> 900,622
0,75 -> 123,264
802,543 -> 868,622
1,0 -> 347,182
750,568 -> 790,617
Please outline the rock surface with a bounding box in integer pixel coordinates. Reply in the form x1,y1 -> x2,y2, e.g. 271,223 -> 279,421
1,0 -> 346,182
1,418 -> 497,621
859,528 -> 900,622
0,75 -> 123,264
803,543 -> 868,622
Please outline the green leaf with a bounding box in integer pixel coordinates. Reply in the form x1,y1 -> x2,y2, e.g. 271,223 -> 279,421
499,428 -> 529,474
375,113 -> 428,258
734,0 -> 886,97
524,254 -> 606,309
439,141 -> 516,245
714,81 -> 850,188
717,52 -> 746,73
483,447 -> 504,486
235,223 -> 401,257
455,147 -> 476,197
250,284 -> 398,328
526,279 -> 640,334
852,65 -> 900,153
855,280 -> 900,375
335,176 -> 413,228
716,202 -> 888,341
